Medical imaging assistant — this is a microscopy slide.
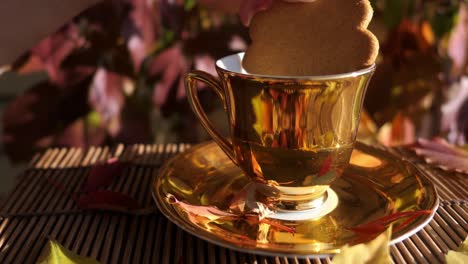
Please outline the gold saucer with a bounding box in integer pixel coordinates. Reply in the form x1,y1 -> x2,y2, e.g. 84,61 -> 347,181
152,142 -> 438,257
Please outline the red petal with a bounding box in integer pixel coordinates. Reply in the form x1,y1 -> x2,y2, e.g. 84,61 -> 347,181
76,190 -> 140,211
82,158 -> 127,193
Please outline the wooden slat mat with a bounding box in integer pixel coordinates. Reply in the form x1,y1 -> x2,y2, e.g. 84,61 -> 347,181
394,147 -> 468,202
0,144 -> 466,264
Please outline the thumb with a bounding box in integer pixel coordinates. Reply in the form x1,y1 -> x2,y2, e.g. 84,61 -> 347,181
239,0 -> 317,26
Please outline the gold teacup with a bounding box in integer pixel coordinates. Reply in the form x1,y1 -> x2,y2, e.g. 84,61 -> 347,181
185,53 -> 375,211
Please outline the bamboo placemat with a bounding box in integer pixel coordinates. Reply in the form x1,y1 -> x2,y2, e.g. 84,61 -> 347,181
0,144 -> 466,264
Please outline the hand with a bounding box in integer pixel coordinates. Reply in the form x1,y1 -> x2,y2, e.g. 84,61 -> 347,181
240,0 -> 316,26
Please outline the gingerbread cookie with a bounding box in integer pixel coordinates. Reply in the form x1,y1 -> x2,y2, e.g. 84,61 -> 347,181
243,0 -> 379,76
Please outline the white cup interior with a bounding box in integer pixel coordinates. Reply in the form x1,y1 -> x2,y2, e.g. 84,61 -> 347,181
216,53 -> 248,74
215,52 -> 376,80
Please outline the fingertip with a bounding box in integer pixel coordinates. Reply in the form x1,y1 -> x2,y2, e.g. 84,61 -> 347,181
239,0 -> 274,26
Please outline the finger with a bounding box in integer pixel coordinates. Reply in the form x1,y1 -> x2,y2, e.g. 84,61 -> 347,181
239,0 -> 274,26
240,0 -> 317,26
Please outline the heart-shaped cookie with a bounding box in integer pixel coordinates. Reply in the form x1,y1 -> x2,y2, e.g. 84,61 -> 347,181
243,0 -> 379,76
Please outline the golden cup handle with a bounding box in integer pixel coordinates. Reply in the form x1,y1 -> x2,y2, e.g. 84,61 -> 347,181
185,70 -> 237,164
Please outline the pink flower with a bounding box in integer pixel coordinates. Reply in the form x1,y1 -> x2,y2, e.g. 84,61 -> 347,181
448,3 -> 468,76
89,68 -> 125,123
127,0 -> 159,71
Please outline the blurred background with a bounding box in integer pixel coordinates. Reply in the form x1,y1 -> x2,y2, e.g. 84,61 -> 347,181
0,0 -> 467,190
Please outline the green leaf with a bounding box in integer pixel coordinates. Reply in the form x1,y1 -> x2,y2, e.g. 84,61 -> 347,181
37,240 -> 100,264
184,0 -> 197,11
332,228 -> 392,264
446,236 -> 468,264
430,5 -> 457,39
383,0 -> 412,30
86,111 -> 102,128
154,29 -> 175,55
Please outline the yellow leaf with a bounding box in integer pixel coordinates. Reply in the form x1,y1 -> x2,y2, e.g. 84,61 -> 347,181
421,21 -> 435,46
37,240 -> 100,264
332,229 -> 392,264
446,236 -> 468,264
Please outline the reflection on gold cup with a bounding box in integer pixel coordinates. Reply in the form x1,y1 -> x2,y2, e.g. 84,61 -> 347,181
185,53 -> 375,211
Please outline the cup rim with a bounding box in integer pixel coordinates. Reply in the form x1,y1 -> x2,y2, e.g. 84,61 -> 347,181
215,52 -> 376,81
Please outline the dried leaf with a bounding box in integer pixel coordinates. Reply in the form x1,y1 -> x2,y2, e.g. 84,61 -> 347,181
29,25 -> 92,87
332,228 -> 392,264
82,158 -> 127,193
366,17 -> 440,129
44,175 -> 72,199
378,112 -> 415,147
412,138 -> 468,174
2,76 -> 93,162
383,19 -> 433,58
37,240 -> 100,264
76,190 -> 140,212
441,77 -> 468,145
446,236 -> 468,264
390,112 -> 415,145
42,155 -> 143,215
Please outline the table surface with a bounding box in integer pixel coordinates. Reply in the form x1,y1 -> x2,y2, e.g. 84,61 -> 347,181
0,143 -> 466,264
